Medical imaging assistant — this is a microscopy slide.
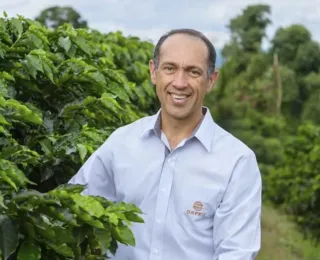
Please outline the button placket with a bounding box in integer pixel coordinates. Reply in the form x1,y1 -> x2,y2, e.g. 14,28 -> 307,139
149,153 -> 176,259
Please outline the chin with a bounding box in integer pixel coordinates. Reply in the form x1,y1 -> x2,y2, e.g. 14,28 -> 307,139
167,110 -> 191,120
161,103 -> 197,120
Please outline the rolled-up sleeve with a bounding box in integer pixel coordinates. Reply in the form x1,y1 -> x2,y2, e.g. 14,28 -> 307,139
213,151 -> 262,260
68,135 -> 117,202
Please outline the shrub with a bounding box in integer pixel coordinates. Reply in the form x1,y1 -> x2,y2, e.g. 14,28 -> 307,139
265,123 -> 320,241
0,12 -> 156,259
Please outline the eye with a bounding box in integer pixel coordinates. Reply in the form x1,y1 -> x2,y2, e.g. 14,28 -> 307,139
190,70 -> 201,76
163,66 -> 175,73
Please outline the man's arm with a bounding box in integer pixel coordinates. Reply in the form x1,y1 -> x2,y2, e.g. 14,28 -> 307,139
68,135 -> 117,201
213,151 -> 262,260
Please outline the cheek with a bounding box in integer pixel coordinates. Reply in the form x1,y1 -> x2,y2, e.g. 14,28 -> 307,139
155,85 -> 167,100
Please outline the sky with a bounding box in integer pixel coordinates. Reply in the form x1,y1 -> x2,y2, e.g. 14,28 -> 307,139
1,0 -> 320,54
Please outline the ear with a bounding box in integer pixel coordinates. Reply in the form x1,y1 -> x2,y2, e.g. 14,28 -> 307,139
206,70 -> 219,93
149,60 -> 157,85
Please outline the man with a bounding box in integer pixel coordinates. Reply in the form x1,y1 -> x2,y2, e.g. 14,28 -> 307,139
69,29 -> 262,260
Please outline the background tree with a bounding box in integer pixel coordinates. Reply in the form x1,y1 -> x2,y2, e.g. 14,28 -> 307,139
205,3 -> 320,242
270,24 -> 320,124
35,6 -> 88,29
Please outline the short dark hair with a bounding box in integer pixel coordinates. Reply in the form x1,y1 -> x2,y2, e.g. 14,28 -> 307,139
152,28 -> 217,77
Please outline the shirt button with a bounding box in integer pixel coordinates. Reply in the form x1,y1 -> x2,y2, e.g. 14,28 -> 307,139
156,219 -> 162,224
153,248 -> 159,254
161,188 -> 167,193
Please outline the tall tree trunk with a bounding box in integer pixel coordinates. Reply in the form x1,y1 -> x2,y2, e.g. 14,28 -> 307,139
273,53 -> 283,116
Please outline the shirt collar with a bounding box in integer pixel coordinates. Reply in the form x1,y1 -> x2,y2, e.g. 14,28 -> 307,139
194,107 -> 215,152
140,107 -> 215,152
140,109 -> 162,139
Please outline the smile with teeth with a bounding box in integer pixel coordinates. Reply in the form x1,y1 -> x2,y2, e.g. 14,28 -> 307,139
170,93 -> 189,100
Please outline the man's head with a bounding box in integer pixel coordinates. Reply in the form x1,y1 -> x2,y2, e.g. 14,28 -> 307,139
149,28 -> 219,122
152,29 -> 217,78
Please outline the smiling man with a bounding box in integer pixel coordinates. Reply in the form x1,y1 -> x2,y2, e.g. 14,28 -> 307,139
69,29 -> 262,260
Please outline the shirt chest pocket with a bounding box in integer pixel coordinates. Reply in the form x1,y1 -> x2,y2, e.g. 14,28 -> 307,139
171,186 -> 223,232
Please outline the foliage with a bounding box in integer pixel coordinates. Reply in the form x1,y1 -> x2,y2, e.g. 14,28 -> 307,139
271,24 -> 313,71
0,178 -> 144,259
206,4 -> 320,242
222,4 -> 271,57
35,6 -> 88,29
264,123 -> 320,241
0,12 -> 157,259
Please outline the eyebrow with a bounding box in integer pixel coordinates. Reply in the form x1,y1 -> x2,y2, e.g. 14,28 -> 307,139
161,61 -> 204,72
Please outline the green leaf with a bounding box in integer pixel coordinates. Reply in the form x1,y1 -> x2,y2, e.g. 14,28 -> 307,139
114,225 -> 135,246
0,48 -> 5,59
66,44 -> 77,58
0,192 -> 7,209
0,215 -> 19,260
34,222 -> 56,241
83,96 -> 97,106
53,184 -> 86,194
23,222 -> 37,239
0,78 -> 8,96
42,61 -> 54,83
71,193 -> 104,218
105,213 -> 118,226
1,72 -> 15,82
0,173 -> 18,191
12,190 -> 42,204
10,18 -> 23,38
0,159 -> 36,187
25,111 -> 43,125
25,54 -> 43,79
88,219 -> 105,229
89,71 -> 106,86
95,228 -> 112,255
0,96 -> 5,106
100,93 -> 122,113
77,143 -> 87,162
105,202 -> 143,214
59,36 -> 72,53
0,114 -> 9,125
43,241 -> 74,258
39,139 -> 53,158
124,211 -> 144,223
73,36 -> 91,56
40,168 -> 54,182
52,226 -> 75,244
17,241 -> 41,260
73,227 -> 88,246
109,237 -> 118,256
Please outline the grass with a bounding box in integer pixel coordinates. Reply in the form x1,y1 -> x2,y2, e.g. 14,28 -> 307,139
256,203 -> 320,260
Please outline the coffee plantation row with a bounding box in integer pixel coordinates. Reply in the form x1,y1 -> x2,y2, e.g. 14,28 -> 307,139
1,7 -> 320,259
0,12 -> 158,259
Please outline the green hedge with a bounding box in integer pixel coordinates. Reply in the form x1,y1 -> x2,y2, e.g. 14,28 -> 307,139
264,123 -> 320,242
0,13 -> 157,259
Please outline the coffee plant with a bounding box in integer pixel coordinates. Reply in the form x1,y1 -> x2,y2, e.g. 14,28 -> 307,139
0,12 -> 157,259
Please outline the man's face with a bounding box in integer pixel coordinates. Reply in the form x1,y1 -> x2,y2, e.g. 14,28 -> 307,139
149,33 -> 218,121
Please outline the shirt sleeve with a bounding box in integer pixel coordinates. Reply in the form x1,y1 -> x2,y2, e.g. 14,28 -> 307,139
68,134 -> 117,202
212,151 -> 262,260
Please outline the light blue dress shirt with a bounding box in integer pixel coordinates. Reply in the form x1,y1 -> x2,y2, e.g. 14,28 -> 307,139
69,107 -> 262,260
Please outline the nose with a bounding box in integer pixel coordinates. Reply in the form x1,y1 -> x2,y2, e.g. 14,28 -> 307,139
172,70 -> 188,89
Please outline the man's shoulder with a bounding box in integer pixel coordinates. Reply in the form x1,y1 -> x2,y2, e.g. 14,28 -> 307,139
97,114 -> 155,154
108,113 -> 156,141
213,123 -> 256,159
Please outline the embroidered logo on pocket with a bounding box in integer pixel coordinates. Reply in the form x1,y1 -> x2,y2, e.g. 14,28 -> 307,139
186,201 -> 206,217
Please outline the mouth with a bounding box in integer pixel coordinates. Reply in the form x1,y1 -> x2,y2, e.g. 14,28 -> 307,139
169,93 -> 190,104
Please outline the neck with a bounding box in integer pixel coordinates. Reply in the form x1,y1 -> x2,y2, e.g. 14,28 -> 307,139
161,107 -> 204,150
